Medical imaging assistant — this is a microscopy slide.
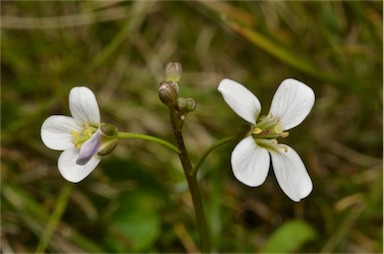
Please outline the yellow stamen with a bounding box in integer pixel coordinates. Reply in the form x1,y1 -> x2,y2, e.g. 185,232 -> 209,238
70,124 -> 99,148
253,127 -> 262,134
83,129 -> 93,137
70,131 -> 79,136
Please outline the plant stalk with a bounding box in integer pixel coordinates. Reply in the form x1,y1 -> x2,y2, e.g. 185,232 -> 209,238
169,110 -> 210,253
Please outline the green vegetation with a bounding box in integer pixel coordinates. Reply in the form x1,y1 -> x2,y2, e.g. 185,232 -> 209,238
1,1 -> 382,253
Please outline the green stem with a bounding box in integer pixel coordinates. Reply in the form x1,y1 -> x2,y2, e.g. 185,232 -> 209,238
118,132 -> 179,154
35,183 -> 73,253
169,111 -> 210,253
193,135 -> 237,175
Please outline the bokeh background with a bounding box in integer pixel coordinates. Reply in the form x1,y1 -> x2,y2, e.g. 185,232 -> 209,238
1,1 -> 382,253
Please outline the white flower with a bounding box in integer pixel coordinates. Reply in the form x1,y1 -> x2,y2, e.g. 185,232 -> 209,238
218,78 -> 315,202
41,87 -> 117,183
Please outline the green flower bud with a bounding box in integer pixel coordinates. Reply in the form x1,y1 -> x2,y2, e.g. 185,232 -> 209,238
176,97 -> 196,113
164,62 -> 182,82
176,97 -> 188,111
185,98 -> 196,112
159,81 -> 178,107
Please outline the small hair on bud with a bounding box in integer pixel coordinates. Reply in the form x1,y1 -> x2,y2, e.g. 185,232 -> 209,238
164,62 -> 182,82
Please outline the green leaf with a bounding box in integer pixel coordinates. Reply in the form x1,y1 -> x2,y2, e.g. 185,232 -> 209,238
106,191 -> 161,252
260,220 -> 317,253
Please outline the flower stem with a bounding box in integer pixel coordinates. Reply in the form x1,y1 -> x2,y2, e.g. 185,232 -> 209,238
169,110 -> 210,253
118,132 -> 179,153
193,135 -> 237,175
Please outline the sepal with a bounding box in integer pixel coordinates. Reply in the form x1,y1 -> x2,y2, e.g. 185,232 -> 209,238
98,123 -> 119,156
98,139 -> 118,156
100,123 -> 118,138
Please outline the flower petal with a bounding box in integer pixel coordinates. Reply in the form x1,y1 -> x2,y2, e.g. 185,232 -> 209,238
69,86 -> 100,125
76,130 -> 101,165
270,144 -> 313,202
231,136 -> 270,187
269,79 -> 315,130
41,115 -> 81,150
58,147 -> 101,183
218,79 -> 261,125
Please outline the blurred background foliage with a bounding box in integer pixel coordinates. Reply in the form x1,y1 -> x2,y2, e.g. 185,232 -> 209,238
1,1 -> 382,253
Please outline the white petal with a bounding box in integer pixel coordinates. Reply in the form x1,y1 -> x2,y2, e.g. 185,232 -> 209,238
218,79 -> 261,124
58,147 -> 101,183
41,115 -> 81,151
231,136 -> 270,187
269,79 -> 315,130
270,144 -> 313,202
69,86 -> 100,125
76,130 -> 101,165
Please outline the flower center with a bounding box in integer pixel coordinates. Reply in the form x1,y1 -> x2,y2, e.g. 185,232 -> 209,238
251,114 -> 289,152
71,123 -> 99,148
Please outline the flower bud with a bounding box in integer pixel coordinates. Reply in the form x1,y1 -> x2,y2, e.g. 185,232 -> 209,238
159,81 -> 178,107
176,97 -> 188,111
177,97 -> 196,113
164,62 -> 182,82
185,98 -> 196,112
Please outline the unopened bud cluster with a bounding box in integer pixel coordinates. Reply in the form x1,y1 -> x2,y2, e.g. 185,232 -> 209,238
159,62 -> 196,114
